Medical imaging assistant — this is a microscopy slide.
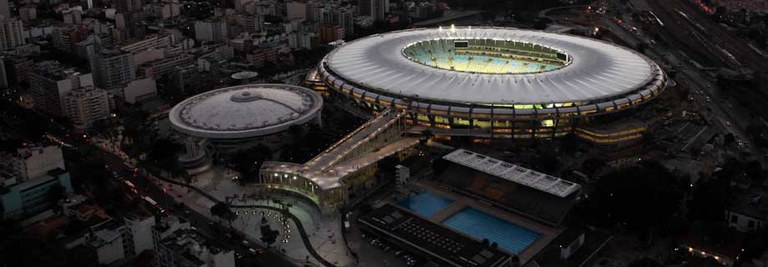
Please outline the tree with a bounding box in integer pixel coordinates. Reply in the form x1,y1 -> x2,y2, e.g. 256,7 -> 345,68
420,129 -> 434,144
687,175 -> 731,222
628,258 -> 662,267
582,161 -> 687,235
260,224 -> 279,247
47,185 -> 66,207
560,133 -> 581,155
210,203 -> 236,223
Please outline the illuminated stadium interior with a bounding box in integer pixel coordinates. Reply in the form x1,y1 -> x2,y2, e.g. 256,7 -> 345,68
402,39 -> 571,74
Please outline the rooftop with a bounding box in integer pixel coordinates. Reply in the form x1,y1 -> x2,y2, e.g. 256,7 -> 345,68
443,149 -> 580,198
169,84 -> 323,139
359,204 -> 513,267
324,27 -> 662,105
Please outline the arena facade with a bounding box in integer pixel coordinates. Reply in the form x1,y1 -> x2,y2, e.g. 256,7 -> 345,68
312,27 -> 667,140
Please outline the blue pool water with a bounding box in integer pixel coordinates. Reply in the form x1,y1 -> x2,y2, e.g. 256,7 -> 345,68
443,208 -> 540,254
398,191 -> 454,218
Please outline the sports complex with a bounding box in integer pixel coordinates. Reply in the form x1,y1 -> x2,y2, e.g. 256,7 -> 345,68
313,27 -> 668,140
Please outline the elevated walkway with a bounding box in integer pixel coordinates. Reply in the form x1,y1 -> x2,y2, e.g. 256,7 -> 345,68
306,109 -> 407,172
260,108 -> 418,212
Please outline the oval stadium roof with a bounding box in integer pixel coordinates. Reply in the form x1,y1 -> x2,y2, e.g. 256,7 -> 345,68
324,27 -> 659,105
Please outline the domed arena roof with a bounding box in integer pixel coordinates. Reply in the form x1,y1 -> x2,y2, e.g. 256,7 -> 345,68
169,84 -> 323,139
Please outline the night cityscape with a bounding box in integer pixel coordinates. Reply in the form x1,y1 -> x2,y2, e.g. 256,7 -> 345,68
1,0 -> 767,266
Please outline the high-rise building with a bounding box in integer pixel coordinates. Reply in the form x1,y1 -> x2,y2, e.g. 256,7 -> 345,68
359,0 -> 388,20
372,0 -> 389,21
29,61 -> 94,116
52,25 -> 91,53
123,216 -> 156,257
0,144 -> 66,182
62,8 -> 83,24
0,18 -> 25,51
232,14 -> 264,34
317,24 -> 343,43
0,55 -> 32,89
306,1 -> 322,22
0,0 -> 9,20
358,0 -> 372,16
115,0 -> 143,13
286,1 -> 307,20
194,19 -> 228,43
337,8 -> 355,38
19,6 -> 37,23
63,86 -> 110,130
88,48 -> 136,90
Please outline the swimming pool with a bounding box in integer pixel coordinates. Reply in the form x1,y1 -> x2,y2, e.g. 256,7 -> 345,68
443,208 -> 540,254
397,190 -> 454,218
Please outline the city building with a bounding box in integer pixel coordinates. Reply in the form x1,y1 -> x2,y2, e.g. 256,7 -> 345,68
81,220 -> 127,265
62,86 -> 111,131
29,61 -> 93,116
123,215 -> 157,257
69,215 -> 157,265
725,185 -> 768,233
0,144 -> 66,183
88,48 -> 136,90
0,0 -> 8,19
138,53 -> 194,78
120,34 -> 174,54
231,14 -> 265,35
359,0 -> 389,20
62,8 -> 83,24
52,25 -> 92,53
358,0 -> 372,17
0,169 -> 73,219
115,0 -> 143,13
317,24 -> 343,43
314,27 -> 667,140
19,5 -> 37,23
122,77 -> 156,103
249,46 -> 279,67
0,18 -> 25,51
372,0 -> 390,21
169,64 -> 218,95
195,19 -> 228,43
154,228 -> 235,267
286,1 -> 307,20
0,55 -> 32,88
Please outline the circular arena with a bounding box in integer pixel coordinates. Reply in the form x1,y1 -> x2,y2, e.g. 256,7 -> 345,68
316,27 -> 667,139
169,84 -> 323,140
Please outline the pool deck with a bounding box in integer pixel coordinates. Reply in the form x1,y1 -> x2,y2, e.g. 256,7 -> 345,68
414,180 -> 563,265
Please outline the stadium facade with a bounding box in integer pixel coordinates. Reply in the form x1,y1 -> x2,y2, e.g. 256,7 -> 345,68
310,27 -> 667,140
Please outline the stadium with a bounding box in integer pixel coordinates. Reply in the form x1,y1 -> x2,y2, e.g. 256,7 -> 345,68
313,27 -> 667,140
169,84 -> 323,146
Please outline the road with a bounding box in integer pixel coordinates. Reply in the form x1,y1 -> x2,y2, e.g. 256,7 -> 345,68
98,144 -> 302,267
647,0 -> 768,72
612,0 -> 768,163
0,97 -> 311,266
